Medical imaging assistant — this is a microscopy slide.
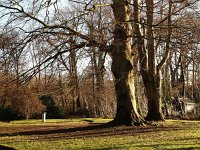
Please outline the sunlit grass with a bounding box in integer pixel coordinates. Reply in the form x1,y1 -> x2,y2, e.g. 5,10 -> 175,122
0,118 -> 112,126
0,119 -> 200,150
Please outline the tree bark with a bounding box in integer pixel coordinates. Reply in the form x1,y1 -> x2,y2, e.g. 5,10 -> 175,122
133,0 -> 169,121
144,72 -> 164,121
162,63 -> 172,118
69,48 -> 79,113
111,0 -> 143,125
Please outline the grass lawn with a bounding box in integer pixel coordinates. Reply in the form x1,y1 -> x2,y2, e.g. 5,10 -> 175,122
0,118 -> 200,150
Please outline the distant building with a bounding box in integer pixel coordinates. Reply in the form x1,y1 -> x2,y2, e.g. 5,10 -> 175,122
169,97 -> 197,118
178,98 -> 196,115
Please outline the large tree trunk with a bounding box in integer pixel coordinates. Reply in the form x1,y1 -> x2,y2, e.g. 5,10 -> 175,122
111,0 -> 143,125
133,0 -> 167,121
144,0 -> 164,121
144,73 -> 164,121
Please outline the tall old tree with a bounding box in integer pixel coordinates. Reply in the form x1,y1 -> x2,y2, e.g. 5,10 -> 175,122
1,0 -> 199,124
111,0 -> 143,125
133,0 -> 199,120
133,0 -> 172,121
0,0 -> 145,125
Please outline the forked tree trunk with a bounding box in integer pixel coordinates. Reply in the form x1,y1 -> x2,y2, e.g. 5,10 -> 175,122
111,0 -> 143,125
133,0 -> 168,121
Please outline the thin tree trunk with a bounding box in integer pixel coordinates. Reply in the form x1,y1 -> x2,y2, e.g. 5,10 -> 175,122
69,49 -> 79,113
180,58 -> 185,98
162,64 -> 171,118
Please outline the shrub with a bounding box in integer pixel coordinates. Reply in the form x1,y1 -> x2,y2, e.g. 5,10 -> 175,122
40,95 -> 65,119
0,106 -> 24,121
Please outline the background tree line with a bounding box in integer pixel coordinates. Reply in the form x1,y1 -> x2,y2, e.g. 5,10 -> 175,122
0,0 -> 200,124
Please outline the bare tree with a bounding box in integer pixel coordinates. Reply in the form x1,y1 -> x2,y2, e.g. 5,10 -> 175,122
111,0 -> 144,125
1,0 -> 200,123
132,0 -> 199,121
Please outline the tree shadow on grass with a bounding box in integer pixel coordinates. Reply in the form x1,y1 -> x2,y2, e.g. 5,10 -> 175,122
0,122 -> 113,136
0,121 -> 184,141
0,145 -> 16,150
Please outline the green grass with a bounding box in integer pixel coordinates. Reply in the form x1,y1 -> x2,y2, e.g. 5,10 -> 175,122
0,119 -> 200,150
0,118 -> 112,126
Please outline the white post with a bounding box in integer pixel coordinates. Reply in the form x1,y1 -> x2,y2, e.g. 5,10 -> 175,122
42,112 -> 47,122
